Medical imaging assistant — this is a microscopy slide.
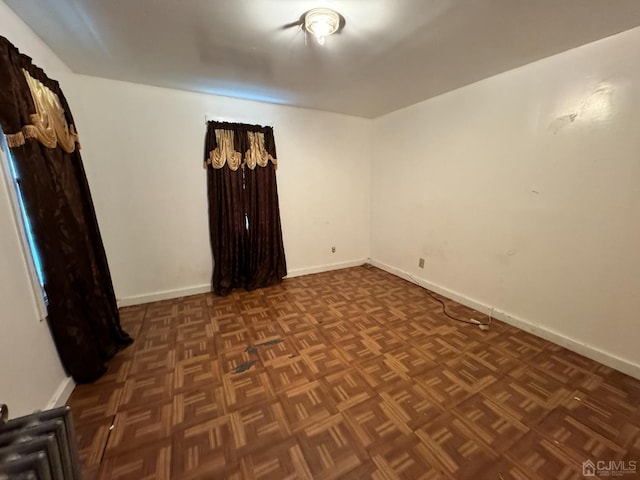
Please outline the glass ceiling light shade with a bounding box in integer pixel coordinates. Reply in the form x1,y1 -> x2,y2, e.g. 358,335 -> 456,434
304,8 -> 341,46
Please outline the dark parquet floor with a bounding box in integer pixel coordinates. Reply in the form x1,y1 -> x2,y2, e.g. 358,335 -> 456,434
67,265 -> 640,479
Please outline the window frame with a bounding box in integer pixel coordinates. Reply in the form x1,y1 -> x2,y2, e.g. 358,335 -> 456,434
0,131 -> 48,321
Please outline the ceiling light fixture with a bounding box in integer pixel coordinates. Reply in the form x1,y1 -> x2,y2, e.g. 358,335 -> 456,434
303,8 -> 341,46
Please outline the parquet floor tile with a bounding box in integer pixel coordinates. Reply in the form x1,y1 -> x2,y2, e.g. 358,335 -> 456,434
299,344 -> 350,377
222,370 -> 275,410
215,327 -> 251,352
384,320 -> 433,344
414,412 -> 498,479
382,346 -> 436,378
289,328 -> 331,352
296,413 -> 367,480
130,347 -> 176,375
279,380 -> 338,432
256,336 -> 299,366
318,319 -> 359,343
238,437 -> 312,480
358,355 -> 410,388
377,380 -> 445,431
507,364 -> 573,409
366,433 -> 450,479
464,342 -> 520,376
479,377 -> 555,427
451,394 -> 529,454
266,355 -> 315,394
105,400 -> 173,453
93,348 -> 134,384
342,396 -> 412,449
67,382 -> 124,423
174,356 -> 222,391
172,384 -> 226,427
582,370 -> 640,421
120,371 -> 175,409
527,350 -> 595,388
504,430 -> 585,480
535,408 -> 627,461
176,338 -> 211,362
492,330 -> 545,361
98,439 -> 172,480
321,368 -> 375,411
171,414 -> 236,478
412,366 -> 476,408
74,417 -> 113,472
560,391 -> 640,449
67,265 -> 640,479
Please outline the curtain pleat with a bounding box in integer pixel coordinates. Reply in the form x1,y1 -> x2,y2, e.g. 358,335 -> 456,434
244,140 -> 287,291
206,166 -> 247,295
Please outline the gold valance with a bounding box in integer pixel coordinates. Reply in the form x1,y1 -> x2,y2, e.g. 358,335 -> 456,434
5,69 -> 80,153
204,128 -> 277,170
245,131 -> 277,170
205,129 -> 243,170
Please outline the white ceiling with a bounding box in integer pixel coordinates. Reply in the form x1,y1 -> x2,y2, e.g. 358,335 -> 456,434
6,0 -> 640,118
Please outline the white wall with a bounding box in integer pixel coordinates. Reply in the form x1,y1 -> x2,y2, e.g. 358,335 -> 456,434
73,76 -> 372,304
0,0 -> 72,417
371,27 -> 640,377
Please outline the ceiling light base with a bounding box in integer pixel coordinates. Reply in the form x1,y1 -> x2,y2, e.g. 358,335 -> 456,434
304,8 -> 341,45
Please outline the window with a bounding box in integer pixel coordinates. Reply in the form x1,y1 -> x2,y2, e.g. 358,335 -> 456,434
0,130 -> 48,319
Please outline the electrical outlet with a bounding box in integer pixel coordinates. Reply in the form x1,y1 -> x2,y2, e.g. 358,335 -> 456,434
331,246 -> 336,253
418,258 -> 425,268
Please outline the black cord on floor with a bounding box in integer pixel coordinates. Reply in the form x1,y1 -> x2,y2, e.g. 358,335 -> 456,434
407,274 -> 492,327
423,289 -> 490,326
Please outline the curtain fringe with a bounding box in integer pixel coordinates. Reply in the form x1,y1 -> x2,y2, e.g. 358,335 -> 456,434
203,156 -> 277,170
5,124 -> 80,151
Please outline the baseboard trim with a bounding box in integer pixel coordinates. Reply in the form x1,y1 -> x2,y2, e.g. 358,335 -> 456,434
369,258 -> 640,380
285,258 -> 368,278
116,259 -> 369,307
46,376 -> 75,410
117,284 -> 211,307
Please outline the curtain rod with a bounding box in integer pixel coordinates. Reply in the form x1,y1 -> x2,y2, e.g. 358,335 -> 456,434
204,115 -> 272,126
204,115 -> 239,124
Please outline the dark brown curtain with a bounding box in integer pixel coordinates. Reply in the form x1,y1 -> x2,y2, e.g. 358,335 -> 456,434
0,36 -> 131,383
205,123 -> 247,295
205,121 -> 286,295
